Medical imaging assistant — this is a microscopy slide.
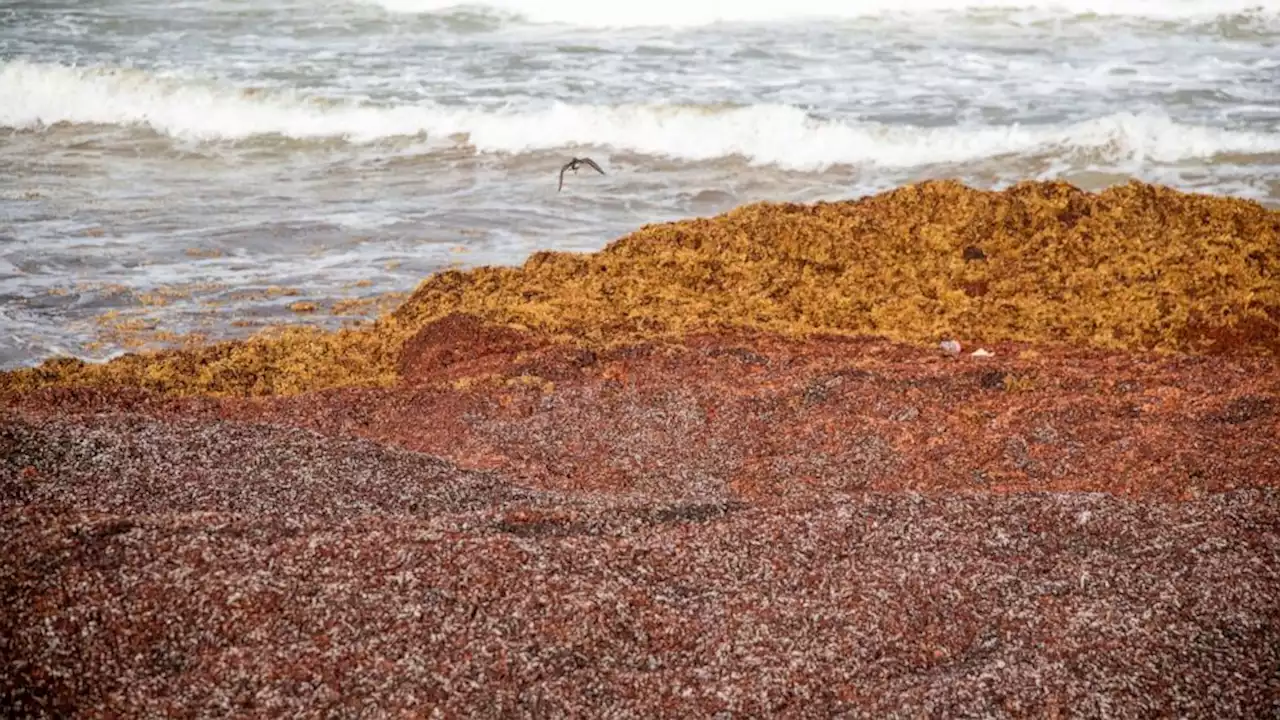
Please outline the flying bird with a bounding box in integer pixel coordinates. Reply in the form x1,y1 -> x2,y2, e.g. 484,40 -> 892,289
558,157 -> 605,192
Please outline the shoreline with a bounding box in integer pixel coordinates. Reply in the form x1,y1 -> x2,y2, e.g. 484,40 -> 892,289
3,178 -> 1278,716
4,178 -> 1278,397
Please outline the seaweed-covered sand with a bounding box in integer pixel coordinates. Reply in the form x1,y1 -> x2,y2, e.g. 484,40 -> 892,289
3,180 -> 1279,717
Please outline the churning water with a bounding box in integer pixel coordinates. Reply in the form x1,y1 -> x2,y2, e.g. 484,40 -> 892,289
3,0 -> 1279,366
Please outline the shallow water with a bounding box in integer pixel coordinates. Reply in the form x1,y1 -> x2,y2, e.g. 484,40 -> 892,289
3,0 -> 1280,368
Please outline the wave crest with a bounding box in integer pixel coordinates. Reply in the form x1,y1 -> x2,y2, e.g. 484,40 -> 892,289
4,60 -> 1279,171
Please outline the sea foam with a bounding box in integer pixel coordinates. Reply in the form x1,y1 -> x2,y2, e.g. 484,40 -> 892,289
351,0 -> 1280,26
5,60 -> 1279,171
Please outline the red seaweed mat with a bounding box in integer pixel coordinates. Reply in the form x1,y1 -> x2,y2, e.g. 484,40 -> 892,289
3,323 -> 1278,717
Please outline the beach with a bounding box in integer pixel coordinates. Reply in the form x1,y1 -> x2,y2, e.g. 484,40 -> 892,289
4,0 -> 1280,368
4,179 -> 1279,716
4,1 -> 1280,716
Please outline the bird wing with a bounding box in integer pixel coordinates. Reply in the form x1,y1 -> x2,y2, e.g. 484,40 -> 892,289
558,161 -> 572,191
581,157 -> 606,175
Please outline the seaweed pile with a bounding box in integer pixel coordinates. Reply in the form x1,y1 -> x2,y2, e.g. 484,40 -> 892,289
5,179 -> 1279,717
3,179 -> 1277,397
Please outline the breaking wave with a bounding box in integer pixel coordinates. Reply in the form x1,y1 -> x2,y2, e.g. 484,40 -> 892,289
5,60 -> 1279,171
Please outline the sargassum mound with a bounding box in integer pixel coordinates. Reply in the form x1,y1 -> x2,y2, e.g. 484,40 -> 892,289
2,179 -> 1277,397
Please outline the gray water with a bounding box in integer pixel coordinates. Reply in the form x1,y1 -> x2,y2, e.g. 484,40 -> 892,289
3,0 -> 1279,368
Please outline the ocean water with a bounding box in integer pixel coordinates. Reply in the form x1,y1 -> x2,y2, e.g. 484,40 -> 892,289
3,0 -> 1279,368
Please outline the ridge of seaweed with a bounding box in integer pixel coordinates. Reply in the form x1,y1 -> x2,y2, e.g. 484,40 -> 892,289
3,179 -> 1277,397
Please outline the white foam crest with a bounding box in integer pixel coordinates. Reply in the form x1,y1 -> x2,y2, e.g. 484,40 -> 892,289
5,61 -> 1279,171
455,104 -> 1280,169
0,60 -> 437,142
353,0 -> 1280,26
